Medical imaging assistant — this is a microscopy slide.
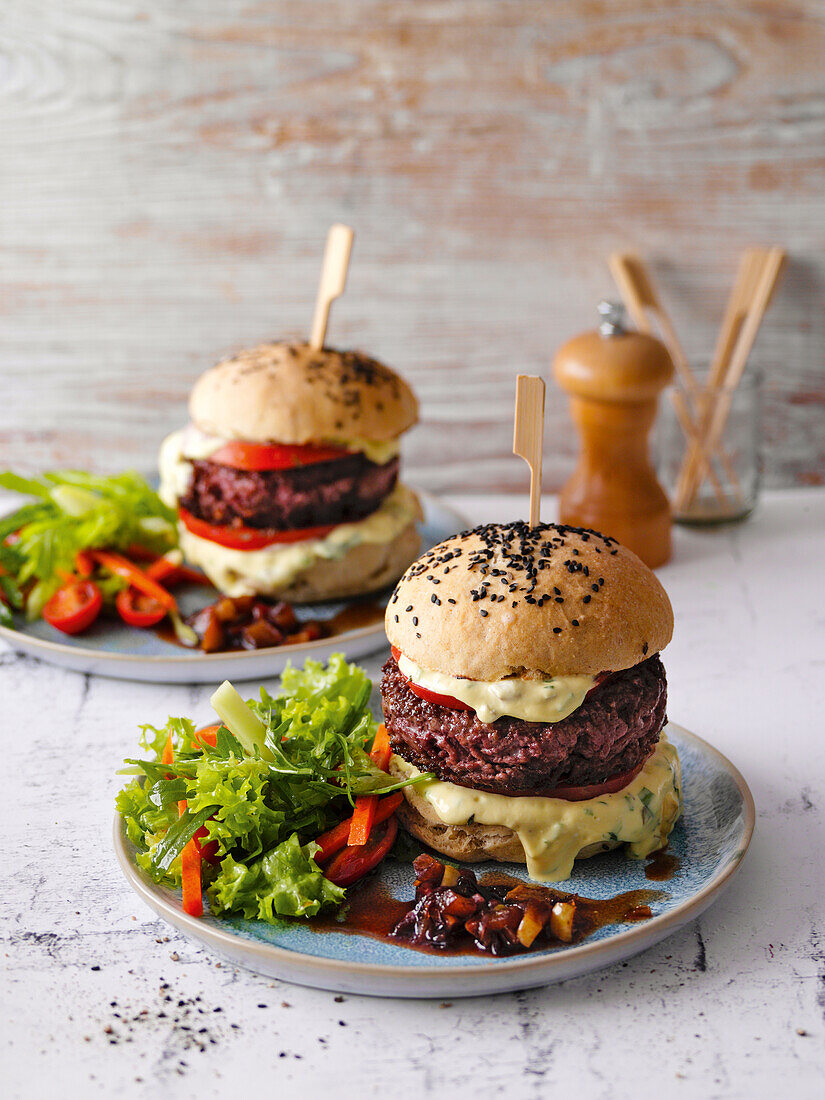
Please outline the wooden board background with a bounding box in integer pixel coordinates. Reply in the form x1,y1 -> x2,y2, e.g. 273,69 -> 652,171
2,0 -> 825,492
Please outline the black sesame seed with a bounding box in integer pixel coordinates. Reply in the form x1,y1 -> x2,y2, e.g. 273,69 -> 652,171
479,609 -> 488,617
412,617 -> 418,626
553,627 -> 562,634
583,595 -> 591,604
571,619 -> 579,626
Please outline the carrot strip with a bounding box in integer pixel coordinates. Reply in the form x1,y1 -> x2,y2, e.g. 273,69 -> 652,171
181,841 -> 203,917
316,792 -> 403,864
193,724 -> 219,749
161,734 -> 174,768
89,550 -> 177,612
348,725 -> 392,846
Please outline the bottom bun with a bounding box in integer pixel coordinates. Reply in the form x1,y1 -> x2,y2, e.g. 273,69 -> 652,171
274,522 -> 421,602
179,518 -> 421,603
397,783 -> 618,867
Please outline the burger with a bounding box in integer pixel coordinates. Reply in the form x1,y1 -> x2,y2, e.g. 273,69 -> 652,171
159,342 -> 421,601
381,521 -> 681,882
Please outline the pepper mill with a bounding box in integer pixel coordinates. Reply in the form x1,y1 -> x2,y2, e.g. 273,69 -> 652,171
553,301 -> 674,568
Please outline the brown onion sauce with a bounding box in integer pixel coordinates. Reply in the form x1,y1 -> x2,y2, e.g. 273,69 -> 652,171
307,870 -> 665,957
152,599 -> 384,649
644,847 -> 681,881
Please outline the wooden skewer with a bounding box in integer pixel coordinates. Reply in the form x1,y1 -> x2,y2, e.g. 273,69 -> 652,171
309,224 -> 355,350
678,246 -> 786,510
675,247 -> 785,508
609,252 -> 736,506
513,374 -> 546,527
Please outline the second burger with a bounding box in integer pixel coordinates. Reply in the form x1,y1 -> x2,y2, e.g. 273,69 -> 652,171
159,342 -> 421,601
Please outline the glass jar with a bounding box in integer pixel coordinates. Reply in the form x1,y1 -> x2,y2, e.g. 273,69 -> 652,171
655,368 -> 762,525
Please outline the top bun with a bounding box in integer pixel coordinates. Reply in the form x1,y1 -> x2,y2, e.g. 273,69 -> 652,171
386,522 -> 673,680
189,342 -> 418,444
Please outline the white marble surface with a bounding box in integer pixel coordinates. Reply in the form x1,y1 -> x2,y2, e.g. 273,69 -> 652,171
2,490 -> 824,1099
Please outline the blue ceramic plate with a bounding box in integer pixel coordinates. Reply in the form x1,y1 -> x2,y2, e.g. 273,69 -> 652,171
114,724 -> 754,998
0,492 -> 466,683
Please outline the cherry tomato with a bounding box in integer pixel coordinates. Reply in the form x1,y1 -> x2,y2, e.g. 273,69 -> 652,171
391,646 -> 472,711
178,507 -> 336,551
209,440 -> 351,472
115,587 -> 167,628
324,816 -> 398,887
43,580 -> 103,635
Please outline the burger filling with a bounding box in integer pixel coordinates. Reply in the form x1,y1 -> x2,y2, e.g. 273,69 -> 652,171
391,733 -> 681,882
177,483 -> 420,596
380,654 -> 668,796
394,649 -> 595,724
159,427 -> 401,534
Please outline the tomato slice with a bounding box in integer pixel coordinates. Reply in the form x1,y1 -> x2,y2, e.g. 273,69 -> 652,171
209,441 -> 351,472
324,816 -> 398,887
115,587 -> 167,628
179,507 -> 337,551
542,761 -> 647,801
391,646 -> 472,711
43,580 -> 103,635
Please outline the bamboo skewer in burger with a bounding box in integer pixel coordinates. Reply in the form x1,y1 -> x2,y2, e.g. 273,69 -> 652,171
380,378 -> 681,882
158,225 -> 421,602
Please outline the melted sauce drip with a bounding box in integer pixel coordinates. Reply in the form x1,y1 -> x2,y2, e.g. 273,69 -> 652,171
306,870 -> 664,957
645,847 -> 681,881
324,601 -> 384,634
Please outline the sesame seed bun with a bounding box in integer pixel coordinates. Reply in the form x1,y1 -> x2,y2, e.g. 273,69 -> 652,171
189,342 -> 418,444
385,522 -> 673,679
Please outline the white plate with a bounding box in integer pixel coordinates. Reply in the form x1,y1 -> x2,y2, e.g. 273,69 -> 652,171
114,724 -> 755,998
0,492 -> 466,683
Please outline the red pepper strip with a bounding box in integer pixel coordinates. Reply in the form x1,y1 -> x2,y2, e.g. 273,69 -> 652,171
145,557 -> 212,587
74,550 -> 95,577
348,725 -> 392,847
123,544 -> 160,563
189,726 -> 221,864
89,550 -> 177,612
325,816 -> 398,887
316,792 -> 403,865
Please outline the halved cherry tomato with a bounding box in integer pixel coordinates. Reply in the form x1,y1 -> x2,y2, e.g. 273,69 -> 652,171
391,646 -> 472,711
542,760 -> 646,802
324,816 -> 398,887
209,441 -> 351,472
43,580 -> 103,635
179,507 -> 336,551
115,587 -> 167,628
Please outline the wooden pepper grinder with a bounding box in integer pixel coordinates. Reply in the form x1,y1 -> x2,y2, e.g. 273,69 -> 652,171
553,301 -> 674,568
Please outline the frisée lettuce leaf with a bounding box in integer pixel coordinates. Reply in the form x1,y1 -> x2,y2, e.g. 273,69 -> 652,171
116,654 -> 427,923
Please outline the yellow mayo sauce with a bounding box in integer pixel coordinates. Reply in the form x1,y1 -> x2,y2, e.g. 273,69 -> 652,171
397,653 -> 594,724
394,733 -> 682,882
175,483 -> 419,596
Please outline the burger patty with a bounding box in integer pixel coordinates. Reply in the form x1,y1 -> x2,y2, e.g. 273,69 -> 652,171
181,453 -> 399,531
380,654 -> 667,796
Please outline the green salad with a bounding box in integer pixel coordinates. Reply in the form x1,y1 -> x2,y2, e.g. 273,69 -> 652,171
117,655 -> 424,922
0,469 -> 177,624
